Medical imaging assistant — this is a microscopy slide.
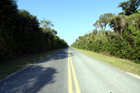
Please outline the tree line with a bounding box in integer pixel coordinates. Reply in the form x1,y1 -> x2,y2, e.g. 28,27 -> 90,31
0,0 -> 69,63
71,0 -> 140,63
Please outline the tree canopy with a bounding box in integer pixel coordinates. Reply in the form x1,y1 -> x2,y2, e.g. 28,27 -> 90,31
118,0 -> 140,15
0,0 -> 68,63
71,0 -> 140,63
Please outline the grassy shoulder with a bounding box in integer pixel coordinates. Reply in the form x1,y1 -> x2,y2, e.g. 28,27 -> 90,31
0,48 -> 65,80
71,47 -> 140,76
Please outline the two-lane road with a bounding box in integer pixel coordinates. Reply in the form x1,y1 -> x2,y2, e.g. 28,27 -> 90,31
0,47 -> 140,93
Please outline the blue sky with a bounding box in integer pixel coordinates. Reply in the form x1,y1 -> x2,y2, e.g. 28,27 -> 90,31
17,0 -> 126,46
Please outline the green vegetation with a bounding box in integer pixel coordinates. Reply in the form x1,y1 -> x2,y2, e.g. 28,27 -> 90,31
71,0 -> 140,64
72,47 -> 140,76
0,48 -> 64,80
118,0 -> 140,15
0,0 -> 69,63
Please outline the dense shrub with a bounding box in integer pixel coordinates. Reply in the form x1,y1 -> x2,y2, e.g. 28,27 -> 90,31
71,13 -> 140,63
0,0 -> 68,63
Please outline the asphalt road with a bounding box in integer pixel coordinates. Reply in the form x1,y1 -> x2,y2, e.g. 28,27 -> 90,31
0,47 -> 140,93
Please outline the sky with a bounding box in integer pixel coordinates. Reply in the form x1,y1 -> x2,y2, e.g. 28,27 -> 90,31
17,0 -> 127,46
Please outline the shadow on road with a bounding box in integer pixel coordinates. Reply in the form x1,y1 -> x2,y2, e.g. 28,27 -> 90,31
0,65 -> 58,93
36,48 -> 74,63
0,48 -> 73,93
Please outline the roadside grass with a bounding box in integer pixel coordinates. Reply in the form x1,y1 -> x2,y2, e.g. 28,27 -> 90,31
0,48 -> 65,80
71,47 -> 140,76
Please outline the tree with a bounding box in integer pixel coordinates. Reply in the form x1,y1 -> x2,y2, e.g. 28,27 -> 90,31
93,20 -> 102,31
0,0 -> 18,61
40,18 -> 54,32
108,15 -> 129,35
51,29 -> 57,35
0,0 -> 69,63
118,0 -> 140,15
93,13 -> 114,32
92,29 -> 98,35
0,0 -> 18,37
99,13 -> 114,31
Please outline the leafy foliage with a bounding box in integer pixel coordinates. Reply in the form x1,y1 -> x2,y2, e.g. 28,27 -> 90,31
71,0 -> 140,63
118,0 -> 140,15
99,13 -> 114,31
0,0 -> 68,63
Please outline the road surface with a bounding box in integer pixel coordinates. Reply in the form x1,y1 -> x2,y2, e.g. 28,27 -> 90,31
0,47 -> 140,93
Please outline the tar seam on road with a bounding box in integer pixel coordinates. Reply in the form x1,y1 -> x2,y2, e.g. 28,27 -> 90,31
68,48 -> 81,93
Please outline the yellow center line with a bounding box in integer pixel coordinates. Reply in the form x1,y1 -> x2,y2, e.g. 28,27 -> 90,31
68,48 -> 73,93
69,49 -> 81,93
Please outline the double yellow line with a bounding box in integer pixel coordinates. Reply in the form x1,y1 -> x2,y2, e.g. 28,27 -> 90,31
68,48 -> 81,93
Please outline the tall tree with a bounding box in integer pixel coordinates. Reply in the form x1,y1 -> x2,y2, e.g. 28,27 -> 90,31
99,13 -> 114,31
40,18 -> 54,32
93,20 -> 102,31
0,0 -> 18,61
0,0 -> 18,37
118,0 -> 140,15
